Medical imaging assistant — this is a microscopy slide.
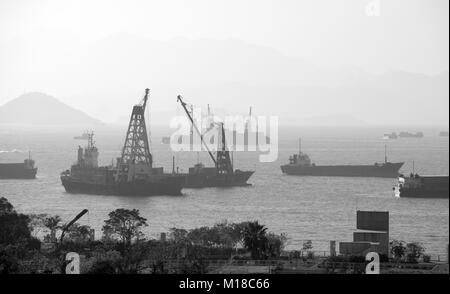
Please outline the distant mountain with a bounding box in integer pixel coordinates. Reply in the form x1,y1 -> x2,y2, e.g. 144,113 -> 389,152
0,33 -> 448,125
0,92 -> 102,125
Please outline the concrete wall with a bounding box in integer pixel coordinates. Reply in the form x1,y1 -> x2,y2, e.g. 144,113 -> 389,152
339,242 -> 380,256
356,211 -> 389,232
353,231 -> 389,256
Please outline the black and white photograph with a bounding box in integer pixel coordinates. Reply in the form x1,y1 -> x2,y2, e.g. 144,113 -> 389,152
0,0 -> 448,286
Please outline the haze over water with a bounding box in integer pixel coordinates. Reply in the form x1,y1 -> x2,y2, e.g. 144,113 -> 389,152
1,125 -> 448,259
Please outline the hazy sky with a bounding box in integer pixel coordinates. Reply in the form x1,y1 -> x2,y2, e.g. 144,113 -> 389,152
0,0 -> 448,126
0,0 -> 448,75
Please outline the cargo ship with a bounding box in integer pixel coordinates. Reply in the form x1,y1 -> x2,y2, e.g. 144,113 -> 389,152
0,156 -> 37,179
176,95 -> 254,188
383,132 -> 397,140
395,174 -> 449,198
281,140 -> 403,178
61,89 -> 185,196
398,131 -> 424,138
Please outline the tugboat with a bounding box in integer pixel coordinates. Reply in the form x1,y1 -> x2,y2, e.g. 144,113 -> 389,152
0,152 -> 37,179
176,95 -> 254,188
395,174 -> 449,198
281,140 -> 403,178
60,89 -> 185,196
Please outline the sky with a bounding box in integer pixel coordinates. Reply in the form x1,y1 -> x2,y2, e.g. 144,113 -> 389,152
0,0 -> 448,75
0,0 -> 448,125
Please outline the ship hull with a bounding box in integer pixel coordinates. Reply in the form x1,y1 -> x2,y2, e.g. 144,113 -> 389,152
399,176 -> 449,198
399,188 -> 449,198
280,162 -> 403,178
183,171 -> 254,188
0,163 -> 37,179
61,175 -> 185,196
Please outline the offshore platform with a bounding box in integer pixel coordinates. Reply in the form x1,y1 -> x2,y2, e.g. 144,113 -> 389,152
176,95 -> 254,188
60,89 -> 185,196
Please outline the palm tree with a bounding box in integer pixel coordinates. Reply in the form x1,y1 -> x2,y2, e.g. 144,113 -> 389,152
44,215 -> 62,242
242,221 -> 268,260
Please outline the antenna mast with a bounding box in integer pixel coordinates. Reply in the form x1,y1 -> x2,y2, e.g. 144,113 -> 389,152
299,138 -> 302,154
384,144 -> 387,163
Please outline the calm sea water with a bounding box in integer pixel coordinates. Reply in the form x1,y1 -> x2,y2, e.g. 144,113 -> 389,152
0,125 -> 448,259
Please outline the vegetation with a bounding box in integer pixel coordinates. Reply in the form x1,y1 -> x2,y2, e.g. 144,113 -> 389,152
1,197 -> 434,274
0,198 -> 289,274
390,240 -> 426,263
390,240 -> 407,261
405,242 -> 425,263
102,208 -> 148,246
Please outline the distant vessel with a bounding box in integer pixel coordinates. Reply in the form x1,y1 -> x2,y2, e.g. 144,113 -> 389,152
74,132 -> 90,140
231,106 -> 270,147
398,131 -> 424,138
176,95 -> 254,188
0,154 -> 37,179
281,140 -> 403,178
439,131 -> 449,137
161,136 -> 170,144
61,89 -> 185,196
395,174 -> 449,198
383,132 -> 397,140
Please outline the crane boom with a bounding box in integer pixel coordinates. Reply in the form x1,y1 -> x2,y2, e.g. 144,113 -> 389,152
177,95 -> 217,165
142,88 -> 149,111
59,209 -> 89,243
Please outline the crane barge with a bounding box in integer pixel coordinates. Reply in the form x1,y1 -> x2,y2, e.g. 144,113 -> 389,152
60,89 -> 185,196
176,95 -> 254,188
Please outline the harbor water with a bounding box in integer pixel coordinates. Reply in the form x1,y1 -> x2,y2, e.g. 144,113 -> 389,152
1,126 -> 448,259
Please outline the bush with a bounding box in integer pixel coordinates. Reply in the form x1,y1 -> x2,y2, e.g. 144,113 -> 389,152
87,260 -> 117,274
406,242 -> 425,263
0,250 -> 19,274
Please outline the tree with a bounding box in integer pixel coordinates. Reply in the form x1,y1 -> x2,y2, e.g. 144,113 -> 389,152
185,221 -> 248,248
390,240 -> 407,261
43,215 -> 62,242
406,242 -> 425,263
66,223 -> 92,243
0,197 -> 14,215
302,240 -> 313,251
266,233 -> 287,258
102,209 -> 148,245
169,228 -> 189,244
0,198 -> 32,246
0,250 -> 19,274
28,213 -> 48,238
242,221 -> 268,260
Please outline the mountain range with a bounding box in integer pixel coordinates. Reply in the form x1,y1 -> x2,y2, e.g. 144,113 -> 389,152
0,92 -> 102,125
0,32 -> 448,126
